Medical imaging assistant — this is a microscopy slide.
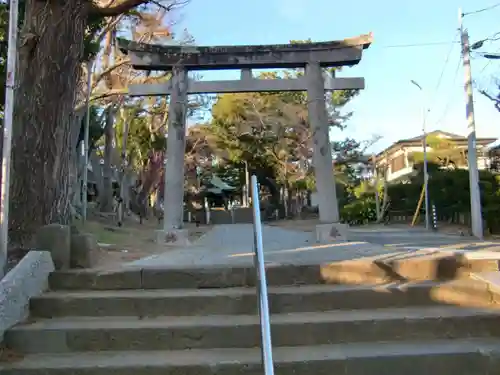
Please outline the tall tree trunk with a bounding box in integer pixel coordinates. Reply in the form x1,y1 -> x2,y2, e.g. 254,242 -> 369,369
119,109 -> 129,194
100,109 -> 115,212
9,0 -> 86,247
286,187 -> 293,217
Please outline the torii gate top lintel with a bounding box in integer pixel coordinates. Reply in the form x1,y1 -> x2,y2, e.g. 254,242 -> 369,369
117,33 -> 373,71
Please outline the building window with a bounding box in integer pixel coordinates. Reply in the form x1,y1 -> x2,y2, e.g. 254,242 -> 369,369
390,154 -> 405,173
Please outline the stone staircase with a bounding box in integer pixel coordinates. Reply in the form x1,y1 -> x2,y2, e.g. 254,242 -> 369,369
2,259 -> 500,374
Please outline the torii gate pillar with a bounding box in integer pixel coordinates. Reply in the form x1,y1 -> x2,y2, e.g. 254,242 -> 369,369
163,67 -> 188,234
306,62 -> 339,223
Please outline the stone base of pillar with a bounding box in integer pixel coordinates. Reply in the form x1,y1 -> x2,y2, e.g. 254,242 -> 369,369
315,223 -> 349,243
154,229 -> 191,246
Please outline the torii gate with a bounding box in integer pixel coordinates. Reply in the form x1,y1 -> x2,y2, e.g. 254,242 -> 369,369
118,34 -> 372,242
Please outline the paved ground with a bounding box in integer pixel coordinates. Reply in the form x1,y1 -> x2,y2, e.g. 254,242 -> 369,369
351,225 -> 500,252
124,224 -> 387,269
123,224 -> 500,270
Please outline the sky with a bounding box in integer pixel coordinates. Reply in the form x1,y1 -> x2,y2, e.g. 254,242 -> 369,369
173,0 -> 500,153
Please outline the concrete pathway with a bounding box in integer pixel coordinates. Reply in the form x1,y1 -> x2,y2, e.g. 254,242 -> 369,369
124,224 -> 393,269
122,224 -> 500,270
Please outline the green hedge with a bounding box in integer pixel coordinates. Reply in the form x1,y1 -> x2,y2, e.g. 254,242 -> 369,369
340,198 -> 377,225
341,166 -> 500,233
387,167 -> 500,233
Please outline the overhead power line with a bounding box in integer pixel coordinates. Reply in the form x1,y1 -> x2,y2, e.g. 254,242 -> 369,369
463,2 -> 500,16
435,55 -> 462,126
430,34 -> 460,107
380,41 -> 459,49
375,5 -> 500,49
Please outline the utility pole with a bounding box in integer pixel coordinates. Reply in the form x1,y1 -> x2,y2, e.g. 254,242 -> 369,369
421,113 -> 430,231
0,0 -> 20,277
459,8 -> 483,239
410,80 -> 430,230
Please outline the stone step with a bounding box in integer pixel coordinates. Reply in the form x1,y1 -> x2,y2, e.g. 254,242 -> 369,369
47,263 -> 385,290
30,280 -> 500,318
375,252 -> 499,281
1,339 -> 499,375
6,306 -> 500,353
48,255 -> 498,290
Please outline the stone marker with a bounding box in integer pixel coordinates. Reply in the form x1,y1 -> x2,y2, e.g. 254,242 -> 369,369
154,229 -> 191,246
35,224 -> 71,270
70,233 -> 99,269
316,223 -> 349,243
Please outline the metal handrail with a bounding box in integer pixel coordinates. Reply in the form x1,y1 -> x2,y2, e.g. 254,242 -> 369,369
250,175 -> 275,375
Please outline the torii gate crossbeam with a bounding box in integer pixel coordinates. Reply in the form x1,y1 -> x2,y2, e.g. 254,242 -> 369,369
128,75 -> 365,96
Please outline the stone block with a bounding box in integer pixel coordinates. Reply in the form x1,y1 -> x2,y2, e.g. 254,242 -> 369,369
0,251 -> 54,341
233,207 -> 254,223
35,224 -> 71,270
70,233 -> 99,269
316,222 -> 349,243
154,229 -> 190,246
210,210 -> 232,224
184,209 -> 206,224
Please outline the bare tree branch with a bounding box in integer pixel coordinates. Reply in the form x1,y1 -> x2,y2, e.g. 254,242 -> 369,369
478,88 -> 500,112
76,9 -> 173,111
95,15 -> 126,43
89,0 -> 150,17
89,0 -> 188,18
74,89 -> 128,111
92,59 -> 130,89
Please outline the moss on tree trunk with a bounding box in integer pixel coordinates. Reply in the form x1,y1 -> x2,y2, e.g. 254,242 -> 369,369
9,0 -> 86,247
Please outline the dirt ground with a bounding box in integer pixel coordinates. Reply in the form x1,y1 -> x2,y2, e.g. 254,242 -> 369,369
77,215 -> 212,269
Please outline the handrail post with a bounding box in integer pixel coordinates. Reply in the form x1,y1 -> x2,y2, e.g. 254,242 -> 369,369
250,175 -> 275,375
